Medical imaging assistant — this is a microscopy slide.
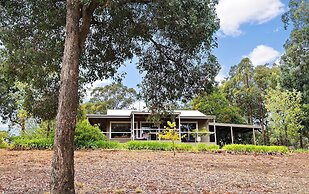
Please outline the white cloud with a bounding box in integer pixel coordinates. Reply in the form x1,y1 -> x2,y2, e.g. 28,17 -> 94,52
248,45 -> 280,66
217,0 -> 284,36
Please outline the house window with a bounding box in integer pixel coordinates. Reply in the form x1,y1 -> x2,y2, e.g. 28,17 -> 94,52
110,122 -> 137,139
181,122 -> 198,142
140,122 -> 160,140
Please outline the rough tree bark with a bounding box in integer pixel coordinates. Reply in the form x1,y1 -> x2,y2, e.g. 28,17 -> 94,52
50,1 -> 81,193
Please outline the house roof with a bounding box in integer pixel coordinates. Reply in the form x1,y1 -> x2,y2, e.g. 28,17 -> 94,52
86,109 -> 215,120
209,122 -> 262,129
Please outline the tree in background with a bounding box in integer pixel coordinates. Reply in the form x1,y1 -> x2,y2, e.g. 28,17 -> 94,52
81,83 -> 137,116
0,1 -> 220,193
253,64 -> 281,145
281,0 -> 309,148
192,90 -> 245,124
220,58 -> 281,145
265,86 -> 304,146
222,58 -> 258,124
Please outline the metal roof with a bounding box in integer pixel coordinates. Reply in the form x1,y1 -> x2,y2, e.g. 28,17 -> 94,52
209,122 -> 261,129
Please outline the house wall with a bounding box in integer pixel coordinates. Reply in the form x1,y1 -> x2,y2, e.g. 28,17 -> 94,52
89,117 -> 213,143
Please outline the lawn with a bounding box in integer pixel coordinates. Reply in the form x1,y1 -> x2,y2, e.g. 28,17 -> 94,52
0,149 -> 308,193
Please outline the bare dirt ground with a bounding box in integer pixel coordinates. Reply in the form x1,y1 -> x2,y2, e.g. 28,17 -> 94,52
0,149 -> 308,194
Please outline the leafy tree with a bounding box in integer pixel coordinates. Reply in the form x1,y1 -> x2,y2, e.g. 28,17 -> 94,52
0,0 -> 63,125
281,0 -> 309,148
222,60 -> 281,145
1,1 -> 220,193
82,82 -> 137,115
253,64 -> 280,144
159,121 -> 180,156
265,86 -> 304,146
222,58 -> 258,124
192,90 -> 245,124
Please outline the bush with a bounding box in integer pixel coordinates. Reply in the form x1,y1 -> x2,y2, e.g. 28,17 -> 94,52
175,143 -> 195,151
0,131 -> 9,148
126,141 -> 173,151
197,143 -> 220,151
13,137 -> 53,150
79,140 -> 122,149
222,144 -> 289,154
75,120 -> 106,148
292,149 -> 309,153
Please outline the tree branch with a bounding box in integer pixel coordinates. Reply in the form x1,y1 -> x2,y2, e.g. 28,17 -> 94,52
149,38 -> 178,64
79,1 -> 100,50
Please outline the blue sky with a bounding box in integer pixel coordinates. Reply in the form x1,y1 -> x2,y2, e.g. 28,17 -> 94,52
115,0 -> 292,89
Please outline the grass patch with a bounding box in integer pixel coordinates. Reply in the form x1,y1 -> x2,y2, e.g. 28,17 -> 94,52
292,148 -> 309,153
126,141 -> 173,151
13,138 -> 54,150
222,144 -> 288,154
197,143 -> 220,151
79,140 -> 122,149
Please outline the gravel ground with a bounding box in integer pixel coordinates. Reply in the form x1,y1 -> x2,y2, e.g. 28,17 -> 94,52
0,149 -> 308,194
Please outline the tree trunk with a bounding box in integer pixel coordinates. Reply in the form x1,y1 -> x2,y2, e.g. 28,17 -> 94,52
50,1 -> 81,193
284,125 -> 289,146
46,120 -> 51,138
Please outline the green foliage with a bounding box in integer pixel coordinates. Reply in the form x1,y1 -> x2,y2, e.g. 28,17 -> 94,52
79,83 -> 137,120
265,86 -> 304,146
159,121 -> 182,156
192,90 -> 245,124
175,143 -> 195,152
75,120 -> 106,148
292,148 -> 309,153
77,140 -> 121,150
126,141 -> 220,152
0,130 -> 9,148
281,0 -> 309,148
196,143 -> 220,151
13,137 -> 53,150
0,0 -> 220,120
222,144 -> 289,154
221,58 -> 259,124
126,141 -> 173,151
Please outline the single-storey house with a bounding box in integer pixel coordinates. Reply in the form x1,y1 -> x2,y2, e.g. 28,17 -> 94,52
87,109 -> 261,145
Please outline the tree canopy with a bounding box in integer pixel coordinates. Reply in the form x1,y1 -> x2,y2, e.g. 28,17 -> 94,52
81,82 -> 137,116
0,0 -> 220,115
281,0 -> 309,147
1,1 -> 221,193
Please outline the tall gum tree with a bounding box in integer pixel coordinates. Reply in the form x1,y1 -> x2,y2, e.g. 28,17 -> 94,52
281,0 -> 309,148
1,0 -> 220,193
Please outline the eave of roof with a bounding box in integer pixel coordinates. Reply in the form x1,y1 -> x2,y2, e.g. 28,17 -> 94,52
209,122 -> 261,129
86,114 -> 130,119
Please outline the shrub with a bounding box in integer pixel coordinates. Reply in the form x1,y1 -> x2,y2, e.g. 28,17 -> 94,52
126,141 -> 173,151
13,137 -> 53,150
80,140 -> 121,149
0,131 -> 9,148
175,143 -> 195,151
291,148 -> 309,153
75,120 -> 106,148
197,143 -> 220,151
222,144 -> 289,154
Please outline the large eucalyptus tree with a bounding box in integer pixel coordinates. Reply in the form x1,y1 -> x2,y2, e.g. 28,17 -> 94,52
0,0 -> 220,193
